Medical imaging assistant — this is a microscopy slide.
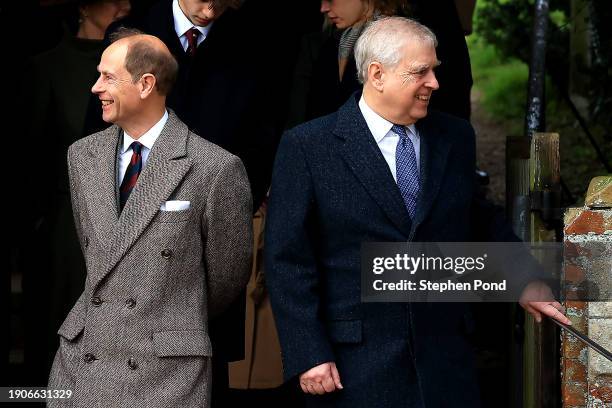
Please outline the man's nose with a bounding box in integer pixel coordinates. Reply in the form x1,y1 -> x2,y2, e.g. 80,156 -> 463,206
320,1 -> 331,13
427,72 -> 439,90
91,75 -> 103,94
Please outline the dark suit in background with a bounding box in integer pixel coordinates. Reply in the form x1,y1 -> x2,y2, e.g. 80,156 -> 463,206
112,1 -> 276,210
286,26 -> 360,129
265,93 -> 519,407
412,0 -> 473,120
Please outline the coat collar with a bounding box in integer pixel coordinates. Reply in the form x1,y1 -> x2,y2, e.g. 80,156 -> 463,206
334,93 -> 451,238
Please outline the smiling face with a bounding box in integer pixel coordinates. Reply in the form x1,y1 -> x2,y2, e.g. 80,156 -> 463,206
381,42 -> 440,124
178,0 -> 229,27
320,0 -> 372,29
91,42 -> 142,127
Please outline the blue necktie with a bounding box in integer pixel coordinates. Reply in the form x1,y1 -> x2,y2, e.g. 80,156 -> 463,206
392,124 -> 419,218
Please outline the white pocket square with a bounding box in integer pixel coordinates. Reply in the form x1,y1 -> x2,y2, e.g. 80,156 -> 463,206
160,200 -> 191,211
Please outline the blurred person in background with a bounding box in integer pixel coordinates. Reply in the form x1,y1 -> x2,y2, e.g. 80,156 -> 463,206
287,0 -> 473,128
19,0 -> 130,385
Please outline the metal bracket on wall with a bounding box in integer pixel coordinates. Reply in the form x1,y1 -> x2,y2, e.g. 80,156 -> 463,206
529,190 -> 564,229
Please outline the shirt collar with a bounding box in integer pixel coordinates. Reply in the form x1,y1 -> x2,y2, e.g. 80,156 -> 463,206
122,110 -> 169,153
173,0 -> 213,39
358,95 -> 418,142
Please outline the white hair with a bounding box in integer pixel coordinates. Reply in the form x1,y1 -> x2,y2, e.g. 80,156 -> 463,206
354,17 -> 438,84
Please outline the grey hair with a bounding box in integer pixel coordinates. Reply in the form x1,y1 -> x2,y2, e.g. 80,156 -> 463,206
354,17 -> 438,84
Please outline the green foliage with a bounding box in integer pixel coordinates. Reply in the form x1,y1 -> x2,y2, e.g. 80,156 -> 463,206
473,0 -> 611,130
471,0 -> 611,201
473,0 -> 570,62
468,36 -> 528,135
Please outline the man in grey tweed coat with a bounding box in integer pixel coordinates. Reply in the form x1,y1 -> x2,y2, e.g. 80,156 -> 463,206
47,32 -> 252,407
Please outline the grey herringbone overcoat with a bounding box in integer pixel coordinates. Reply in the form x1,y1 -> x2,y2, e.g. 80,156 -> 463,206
47,111 -> 252,407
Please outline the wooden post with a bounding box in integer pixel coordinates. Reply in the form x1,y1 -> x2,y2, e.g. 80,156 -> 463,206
523,133 -> 562,408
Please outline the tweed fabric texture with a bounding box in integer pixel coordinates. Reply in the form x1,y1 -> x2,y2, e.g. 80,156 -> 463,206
48,111 -> 253,407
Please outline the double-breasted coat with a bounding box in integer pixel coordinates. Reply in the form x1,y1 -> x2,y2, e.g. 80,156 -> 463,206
48,112 -> 252,407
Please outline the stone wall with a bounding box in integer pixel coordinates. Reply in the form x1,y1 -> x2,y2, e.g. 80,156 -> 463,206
562,176 -> 612,407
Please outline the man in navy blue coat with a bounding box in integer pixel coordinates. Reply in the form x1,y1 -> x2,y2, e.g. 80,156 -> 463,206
265,17 -> 570,408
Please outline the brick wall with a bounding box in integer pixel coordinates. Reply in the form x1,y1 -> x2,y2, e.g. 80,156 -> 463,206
562,176 -> 612,408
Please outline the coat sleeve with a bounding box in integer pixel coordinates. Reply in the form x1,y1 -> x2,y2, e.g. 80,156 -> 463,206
203,155 -> 253,318
264,131 -> 335,381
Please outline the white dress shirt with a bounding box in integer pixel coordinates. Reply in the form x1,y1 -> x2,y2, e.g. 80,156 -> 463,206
118,110 -> 169,187
358,96 -> 420,182
173,0 -> 213,51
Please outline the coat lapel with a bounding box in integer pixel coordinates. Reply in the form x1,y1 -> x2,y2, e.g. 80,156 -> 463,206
335,95 -> 412,237
410,114 -> 451,238
91,112 -> 192,289
82,125 -> 121,247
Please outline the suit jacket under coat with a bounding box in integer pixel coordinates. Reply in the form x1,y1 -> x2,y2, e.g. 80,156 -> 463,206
265,94 -> 519,407
48,111 -> 252,407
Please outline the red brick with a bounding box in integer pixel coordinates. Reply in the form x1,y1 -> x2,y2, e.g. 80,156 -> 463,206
564,264 -> 585,282
563,381 -> 587,406
564,301 -> 587,312
564,211 -> 607,235
590,375 -> 612,402
590,385 -> 612,403
563,241 -> 579,258
564,242 -> 593,259
562,336 -> 587,359
563,359 -> 587,383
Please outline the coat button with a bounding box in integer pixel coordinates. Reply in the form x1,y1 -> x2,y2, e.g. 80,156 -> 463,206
91,297 -> 103,307
125,298 -> 136,309
161,249 -> 172,259
84,237 -> 89,248
127,358 -> 138,370
83,353 -> 96,363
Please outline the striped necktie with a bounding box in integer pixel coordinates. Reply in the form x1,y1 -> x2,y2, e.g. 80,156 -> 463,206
119,141 -> 144,211
392,124 -> 419,218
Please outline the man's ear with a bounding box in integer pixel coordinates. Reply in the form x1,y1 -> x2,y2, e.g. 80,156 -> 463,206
139,73 -> 157,99
367,61 -> 385,91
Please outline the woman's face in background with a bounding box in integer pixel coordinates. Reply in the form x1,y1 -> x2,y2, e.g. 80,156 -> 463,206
81,0 -> 131,32
320,0 -> 373,29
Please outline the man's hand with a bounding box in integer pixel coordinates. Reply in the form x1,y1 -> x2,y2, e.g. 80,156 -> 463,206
299,362 -> 343,395
519,281 -> 572,325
